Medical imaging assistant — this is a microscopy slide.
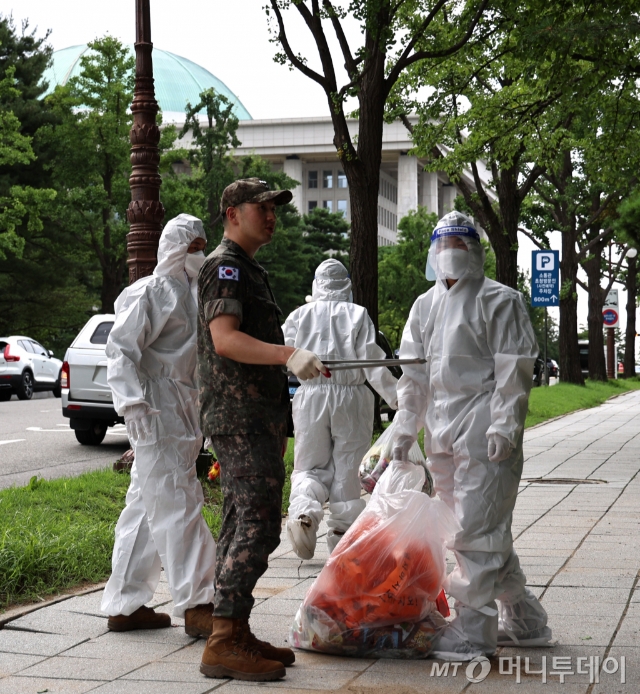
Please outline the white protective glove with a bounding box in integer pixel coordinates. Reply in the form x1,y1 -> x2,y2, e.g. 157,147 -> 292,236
124,403 -> 160,444
286,348 -> 328,381
487,433 -> 513,463
393,434 -> 415,463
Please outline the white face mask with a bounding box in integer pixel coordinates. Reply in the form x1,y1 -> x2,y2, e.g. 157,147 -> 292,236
437,248 -> 469,279
184,250 -> 206,278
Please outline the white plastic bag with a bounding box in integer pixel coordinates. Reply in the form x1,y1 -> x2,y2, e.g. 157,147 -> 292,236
290,461 -> 460,658
359,420 -> 433,496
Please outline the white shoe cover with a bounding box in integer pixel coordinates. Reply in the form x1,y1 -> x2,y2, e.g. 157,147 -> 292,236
287,515 -> 316,560
326,528 -> 345,554
497,625 -> 555,647
430,623 -> 485,662
498,589 -> 554,647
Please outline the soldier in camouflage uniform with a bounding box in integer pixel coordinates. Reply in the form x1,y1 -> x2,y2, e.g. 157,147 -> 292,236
197,178 -> 329,682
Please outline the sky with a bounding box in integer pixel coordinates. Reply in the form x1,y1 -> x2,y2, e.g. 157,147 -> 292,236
9,1 -> 638,352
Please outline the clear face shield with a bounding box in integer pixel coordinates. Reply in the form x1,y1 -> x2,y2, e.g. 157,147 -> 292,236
426,234 -> 472,281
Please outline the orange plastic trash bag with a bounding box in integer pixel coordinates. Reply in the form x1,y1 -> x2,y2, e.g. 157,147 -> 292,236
290,461 -> 459,658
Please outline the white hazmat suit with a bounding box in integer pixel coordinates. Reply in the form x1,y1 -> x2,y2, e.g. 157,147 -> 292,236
394,212 -> 552,659
283,259 -> 398,557
101,214 -> 217,619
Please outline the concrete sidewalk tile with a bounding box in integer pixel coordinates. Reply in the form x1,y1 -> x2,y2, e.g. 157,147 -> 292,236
80,625 -> 194,647
612,619 -> 640,648
350,661 -> 467,693
275,579 -> 316,601
52,592 -> 105,617
542,587 -> 631,604
60,636 -> 184,662
6,609 -> 109,639
290,651 -> 374,671
19,654 -> 141,681
0,630 -> 87,656
248,614 -> 295,648
89,681 -> 219,693
161,642 -> 205,664
122,660 -> 208,682
252,599 -> 302,617
226,666 -> 361,690
552,571 -> 636,589
0,677 -> 99,693
0,652 -> 46,677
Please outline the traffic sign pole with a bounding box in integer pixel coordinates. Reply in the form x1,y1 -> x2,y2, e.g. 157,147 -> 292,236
544,308 -> 548,386
607,328 -> 615,379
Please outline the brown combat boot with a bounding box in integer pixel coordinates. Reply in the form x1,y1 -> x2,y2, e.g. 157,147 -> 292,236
200,617 -> 286,681
241,621 -> 295,666
107,605 -> 171,632
184,602 -> 214,638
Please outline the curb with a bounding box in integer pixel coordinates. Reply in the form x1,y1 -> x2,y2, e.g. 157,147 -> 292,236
0,582 -> 107,630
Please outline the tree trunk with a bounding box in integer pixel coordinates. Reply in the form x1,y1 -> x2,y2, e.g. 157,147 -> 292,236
583,247 -> 607,381
559,230 -> 585,384
341,48 -> 386,329
624,255 -> 637,378
493,234 -> 519,289
101,271 -> 121,314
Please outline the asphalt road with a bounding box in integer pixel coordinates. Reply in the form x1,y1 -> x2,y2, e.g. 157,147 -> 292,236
0,392 -> 130,490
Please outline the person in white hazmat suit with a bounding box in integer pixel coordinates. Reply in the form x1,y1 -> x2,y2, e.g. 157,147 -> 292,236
101,214 -> 218,638
283,259 -> 398,558
393,211 -> 553,660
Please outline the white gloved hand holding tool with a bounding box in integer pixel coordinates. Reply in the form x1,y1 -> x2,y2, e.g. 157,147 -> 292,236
487,433 -> 512,463
124,403 -> 161,443
286,348 -> 329,381
393,434 -> 415,463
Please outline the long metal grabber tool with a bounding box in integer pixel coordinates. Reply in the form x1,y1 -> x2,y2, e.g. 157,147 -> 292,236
321,358 -> 426,371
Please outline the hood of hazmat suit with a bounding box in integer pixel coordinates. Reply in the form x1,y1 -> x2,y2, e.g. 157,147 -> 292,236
102,213 -> 216,619
283,258 -> 398,543
395,211 -> 547,657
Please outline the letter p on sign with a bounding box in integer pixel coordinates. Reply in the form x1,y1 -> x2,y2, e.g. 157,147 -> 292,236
536,252 -> 555,271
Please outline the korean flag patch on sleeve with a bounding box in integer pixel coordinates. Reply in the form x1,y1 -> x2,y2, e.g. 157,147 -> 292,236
219,266 -> 240,281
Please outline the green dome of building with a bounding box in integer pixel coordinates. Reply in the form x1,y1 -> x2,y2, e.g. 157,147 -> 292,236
42,44 -> 252,121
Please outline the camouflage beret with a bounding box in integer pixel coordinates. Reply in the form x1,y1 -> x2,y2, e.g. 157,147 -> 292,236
220,178 -> 293,214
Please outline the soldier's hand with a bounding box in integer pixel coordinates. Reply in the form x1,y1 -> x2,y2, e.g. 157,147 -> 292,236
286,348 -> 330,381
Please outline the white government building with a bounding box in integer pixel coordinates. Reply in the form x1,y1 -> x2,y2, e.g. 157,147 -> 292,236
45,44 -> 488,246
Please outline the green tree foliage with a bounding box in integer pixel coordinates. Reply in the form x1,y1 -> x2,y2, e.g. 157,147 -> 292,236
0,17 -> 93,353
0,66 -> 56,259
41,36 -> 135,313
179,88 -> 240,237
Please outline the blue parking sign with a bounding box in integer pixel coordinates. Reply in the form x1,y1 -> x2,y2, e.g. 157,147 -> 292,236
531,250 -> 560,307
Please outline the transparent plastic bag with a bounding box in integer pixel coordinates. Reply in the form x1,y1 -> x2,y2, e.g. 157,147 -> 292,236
290,461 -> 460,658
359,420 -> 433,496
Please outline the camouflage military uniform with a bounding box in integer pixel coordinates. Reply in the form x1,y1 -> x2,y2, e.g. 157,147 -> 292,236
198,235 -> 289,620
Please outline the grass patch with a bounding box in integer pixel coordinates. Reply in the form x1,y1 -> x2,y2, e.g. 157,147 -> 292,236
0,470 -> 130,611
525,378 -> 640,428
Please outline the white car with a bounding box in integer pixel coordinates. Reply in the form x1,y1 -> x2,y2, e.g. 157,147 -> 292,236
61,314 -> 124,445
0,336 -> 63,401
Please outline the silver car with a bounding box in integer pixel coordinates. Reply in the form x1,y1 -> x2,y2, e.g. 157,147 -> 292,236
61,314 -> 124,445
0,336 -> 63,401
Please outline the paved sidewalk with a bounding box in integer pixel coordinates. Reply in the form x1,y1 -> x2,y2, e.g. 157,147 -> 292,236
2,390 -> 640,693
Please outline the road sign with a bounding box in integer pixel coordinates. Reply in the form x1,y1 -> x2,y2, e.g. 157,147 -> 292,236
531,250 -> 560,307
603,289 -> 619,328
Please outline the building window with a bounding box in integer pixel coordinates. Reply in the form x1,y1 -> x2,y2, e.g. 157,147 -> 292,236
337,170 -> 347,188
337,200 -> 347,217
308,171 -> 318,189
308,201 -> 318,211
323,171 -> 333,189
323,200 -> 334,212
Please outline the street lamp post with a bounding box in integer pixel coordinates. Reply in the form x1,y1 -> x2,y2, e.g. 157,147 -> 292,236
126,0 -> 165,284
